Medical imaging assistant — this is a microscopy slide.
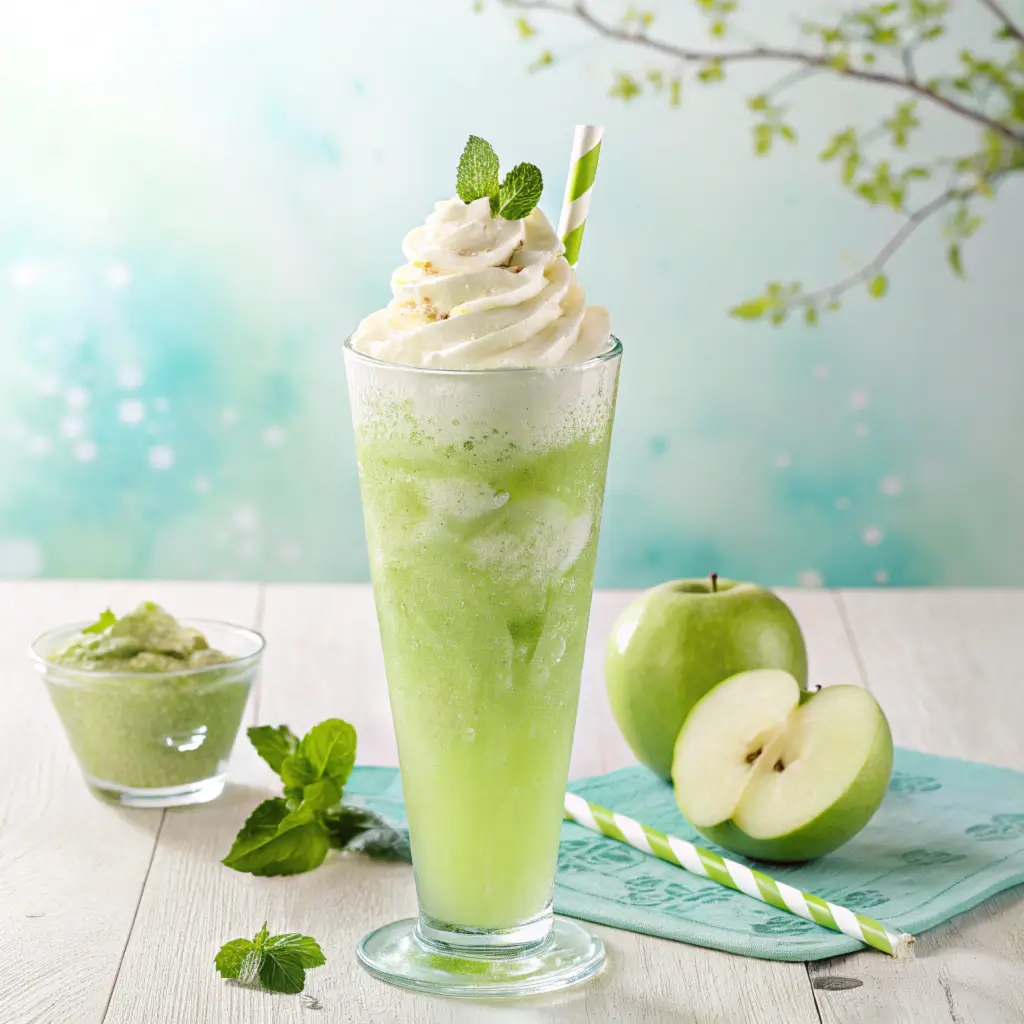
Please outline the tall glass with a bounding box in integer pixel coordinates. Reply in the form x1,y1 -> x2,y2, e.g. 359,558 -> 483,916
345,337 -> 621,997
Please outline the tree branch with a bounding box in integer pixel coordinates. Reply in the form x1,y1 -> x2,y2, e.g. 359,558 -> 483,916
796,174 -> 1005,308
977,0 -> 1024,46
500,0 -> 1024,145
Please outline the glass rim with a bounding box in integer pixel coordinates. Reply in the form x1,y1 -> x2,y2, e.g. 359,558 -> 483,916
342,334 -> 622,377
28,618 -> 266,682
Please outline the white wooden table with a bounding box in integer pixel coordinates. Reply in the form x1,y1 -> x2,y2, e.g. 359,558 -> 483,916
2,583 -> 1022,1024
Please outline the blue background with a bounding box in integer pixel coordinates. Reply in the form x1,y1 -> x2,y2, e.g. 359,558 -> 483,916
1,0 -> 1020,587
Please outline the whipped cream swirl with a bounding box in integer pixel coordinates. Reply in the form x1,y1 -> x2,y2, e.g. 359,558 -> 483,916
350,197 -> 611,369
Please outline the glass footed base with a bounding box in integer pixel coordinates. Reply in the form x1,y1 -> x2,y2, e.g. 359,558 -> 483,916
356,917 -> 605,999
85,774 -> 226,808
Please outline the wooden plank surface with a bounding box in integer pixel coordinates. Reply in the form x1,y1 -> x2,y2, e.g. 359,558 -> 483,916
0,582 -> 261,1024
4,584 -> 1022,1023
807,590 -> 1024,1024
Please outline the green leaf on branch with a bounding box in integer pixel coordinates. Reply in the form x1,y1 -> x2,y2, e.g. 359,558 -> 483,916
883,101 -> 920,148
748,94 -> 768,112
804,306 -> 819,326
779,124 -> 797,143
869,27 -> 899,46
948,243 -> 965,277
730,297 -> 771,320
623,5 -> 655,30
867,273 -> 889,298
697,60 -> 725,83
753,124 -> 773,156
515,16 -> 536,39
710,20 -> 727,37
528,49 -> 554,73
842,153 -> 861,185
610,72 -> 642,101
669,76 -> 682,107
646,68 -> 664,91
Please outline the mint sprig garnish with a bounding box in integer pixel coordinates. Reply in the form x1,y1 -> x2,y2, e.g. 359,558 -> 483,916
223,717 -> 409,876
497,162 -> 544,220
456,135 -> 500,207
455,135 -> 543,221
215,922 -> 325,994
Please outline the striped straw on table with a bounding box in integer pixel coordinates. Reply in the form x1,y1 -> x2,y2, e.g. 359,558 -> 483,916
557,125 -> 604,267
563,792 -> 915,960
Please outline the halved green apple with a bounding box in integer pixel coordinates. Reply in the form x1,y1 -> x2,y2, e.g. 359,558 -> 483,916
671,669 -> 893,862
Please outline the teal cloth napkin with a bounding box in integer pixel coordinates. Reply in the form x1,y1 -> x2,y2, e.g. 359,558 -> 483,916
344,748 -> 1024,961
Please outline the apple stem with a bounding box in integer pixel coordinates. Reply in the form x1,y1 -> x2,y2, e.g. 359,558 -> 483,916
710,572 -> 718,593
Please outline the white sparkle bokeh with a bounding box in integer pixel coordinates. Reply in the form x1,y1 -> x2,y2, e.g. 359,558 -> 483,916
59,416 -> 84,439
863,525 -> 885,546
66,386 -> 89,411
74,440 -> 98,462
0,538 -> 43,578
261,425 -> 285,449
148,444 -> 175,470
118,399 -> 145,425
117,366 -> 144,389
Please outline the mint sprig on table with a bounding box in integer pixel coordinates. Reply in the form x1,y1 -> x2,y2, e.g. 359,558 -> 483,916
455,135 -> 543,220
215,922 -> 325,994
223,719 -> 409,876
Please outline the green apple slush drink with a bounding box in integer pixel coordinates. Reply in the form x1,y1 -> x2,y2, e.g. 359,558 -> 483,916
345,131 -> 620,997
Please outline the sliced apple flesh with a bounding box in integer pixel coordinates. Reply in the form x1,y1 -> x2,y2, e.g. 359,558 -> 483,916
672,669 -> 893,862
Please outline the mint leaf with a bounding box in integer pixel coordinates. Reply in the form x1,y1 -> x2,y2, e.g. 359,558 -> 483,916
216,925 -> 325,995
265,933 -> 326,969
300,719 -> 357,785
349,825 -> 413,863
222,799 -> 331,876
321,806 -> 412,861
496,162 -> 543,220
259,949 -> 307,994
280,755 -> 318,787
214,938 -> 256,979
456,135 -> 500,206
321,806 -> 388,848
301,777 -> 342,813
283,785 -> 304,811
248,725 -> 299,775
82,609 -> 117,635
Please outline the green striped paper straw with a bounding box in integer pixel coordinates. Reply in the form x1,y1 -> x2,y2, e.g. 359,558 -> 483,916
557,125 -> 604,267
563,792 -> 915,960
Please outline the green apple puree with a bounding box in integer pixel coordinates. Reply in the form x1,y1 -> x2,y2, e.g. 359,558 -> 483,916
43,603 -> 251,790
355,398 -> 614,930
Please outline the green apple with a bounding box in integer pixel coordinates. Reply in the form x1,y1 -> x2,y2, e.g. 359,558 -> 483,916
605,578 -> 808,778
672,669 -> 893,861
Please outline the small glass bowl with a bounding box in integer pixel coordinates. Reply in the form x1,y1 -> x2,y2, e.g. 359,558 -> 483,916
30,619 -> 265,808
